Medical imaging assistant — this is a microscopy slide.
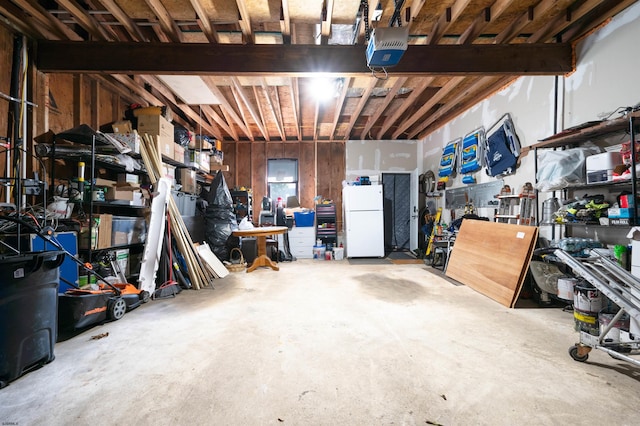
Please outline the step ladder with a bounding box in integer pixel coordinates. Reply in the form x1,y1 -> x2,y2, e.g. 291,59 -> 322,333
494,183 -> 536,225
554,248 -> 640,367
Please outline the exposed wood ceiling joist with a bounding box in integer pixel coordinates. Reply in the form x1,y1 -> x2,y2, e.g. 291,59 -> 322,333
0,0 -> 635,142
36,41 -> 574,75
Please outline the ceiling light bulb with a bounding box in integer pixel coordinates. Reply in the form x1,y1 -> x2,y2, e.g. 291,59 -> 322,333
310,78 -> 336,102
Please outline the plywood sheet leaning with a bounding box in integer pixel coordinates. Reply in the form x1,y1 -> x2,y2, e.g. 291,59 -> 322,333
446,220 -> 538,308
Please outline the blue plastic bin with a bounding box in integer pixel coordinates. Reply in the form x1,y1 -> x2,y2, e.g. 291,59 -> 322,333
294,211 -> 315,227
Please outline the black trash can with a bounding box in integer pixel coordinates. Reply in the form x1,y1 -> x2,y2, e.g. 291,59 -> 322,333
0,251 -> 64,389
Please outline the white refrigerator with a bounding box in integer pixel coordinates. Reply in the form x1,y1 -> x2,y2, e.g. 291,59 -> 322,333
343,185 -> 385,257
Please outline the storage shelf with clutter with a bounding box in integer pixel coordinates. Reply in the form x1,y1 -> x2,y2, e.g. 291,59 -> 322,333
532,109 -> 639,248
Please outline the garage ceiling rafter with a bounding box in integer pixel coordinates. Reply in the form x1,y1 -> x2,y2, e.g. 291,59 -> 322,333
0,0 -> 635,142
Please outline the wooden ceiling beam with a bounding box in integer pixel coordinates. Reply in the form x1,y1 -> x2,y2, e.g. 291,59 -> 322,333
321,0 -> 334,44
36,41 -> 575,76
136,74 -> 220,137
392,76 -> 464,139
376,77 -> 433,139
189,0 -> 219,43
414,76 -> 515,140
260,78 -> 286,140
0,2 -> 45,39
200,76 -> 252,138
329,77 -> 351,141
231,78 -> 269,140
280,0 -> 291,44
216,107 -> 239,141
235,0 -> 254,44
252,86 -> 271,141
343,78 -> 377,140
56,0 -> 111,41
90,74 -> 139,105
144,0 -> 183,43
313,100 -> 320,141
109,74 -> 163,106
551,0 -> 638,43
228,89 -> 254,141
459,0 -> 511,44
12,0 -> 82,40
494,0 -> 558,45
429,0 -> 472,45
97,0 -> 148,42
360,76 -> 408,140
290,78 -> 302,140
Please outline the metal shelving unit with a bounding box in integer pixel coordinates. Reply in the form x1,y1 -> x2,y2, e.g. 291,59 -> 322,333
532,110 -> 639,243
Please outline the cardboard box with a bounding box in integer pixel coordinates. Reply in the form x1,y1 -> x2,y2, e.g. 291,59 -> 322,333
117,173 -> 140,185
174,143 -> 185,164
92,178 -> 117,187
152,134 -> 174,159
105,186 -> 135,201
136,115 -> 174,140
112,120 -> 133,133
179,169 -> 197,194
97,214 -> 112,249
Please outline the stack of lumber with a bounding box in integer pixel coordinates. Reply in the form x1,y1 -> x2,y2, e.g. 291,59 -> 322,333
446,220 -> 538,308
139,131 -> 227,289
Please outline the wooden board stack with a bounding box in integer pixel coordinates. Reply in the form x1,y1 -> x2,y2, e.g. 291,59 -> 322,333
139,131 -> 226,289
446,220 -> 538,308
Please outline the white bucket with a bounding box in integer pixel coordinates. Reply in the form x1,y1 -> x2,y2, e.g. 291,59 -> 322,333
333,247 -> 344,260
557,277 -> 577,301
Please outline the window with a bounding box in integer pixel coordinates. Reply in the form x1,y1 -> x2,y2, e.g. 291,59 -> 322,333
267,159 -> 298,207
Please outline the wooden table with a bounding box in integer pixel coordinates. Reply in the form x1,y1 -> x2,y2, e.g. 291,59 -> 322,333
232,226 -> 288,272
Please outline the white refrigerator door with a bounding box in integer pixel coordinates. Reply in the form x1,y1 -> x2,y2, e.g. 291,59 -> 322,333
344,185 -> 383,212
346,210 -> 384,257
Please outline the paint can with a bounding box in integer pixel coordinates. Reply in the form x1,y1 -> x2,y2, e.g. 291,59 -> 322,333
557,277 -> 577,301
598,309 -> 630,343
573,282 -> 603,336
573,282 -> 603,313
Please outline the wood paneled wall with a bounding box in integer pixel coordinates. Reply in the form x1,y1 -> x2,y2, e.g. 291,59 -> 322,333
221,140 -> 346,229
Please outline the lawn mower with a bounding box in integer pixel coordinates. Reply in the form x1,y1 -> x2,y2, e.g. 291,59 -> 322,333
58,251 -> 150,330
1,215 -> 149,329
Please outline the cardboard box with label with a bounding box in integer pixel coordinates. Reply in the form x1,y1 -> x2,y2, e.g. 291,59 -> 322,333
136,115 -> 173,139
179,169 -> 197,194
174,143 -> 185,164
137,115 -> 174,159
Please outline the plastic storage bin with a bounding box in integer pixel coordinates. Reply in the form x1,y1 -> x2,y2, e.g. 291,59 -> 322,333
294,211 -> 315,227
111,216 -> 147,246
0,251 -> 63,388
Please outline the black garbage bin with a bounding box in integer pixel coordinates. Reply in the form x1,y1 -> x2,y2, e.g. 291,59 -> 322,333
0,251 -> 63,389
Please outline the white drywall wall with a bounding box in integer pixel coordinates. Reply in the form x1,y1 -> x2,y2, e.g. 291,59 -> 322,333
345,139 -> 418,183
421,2 -> 640,233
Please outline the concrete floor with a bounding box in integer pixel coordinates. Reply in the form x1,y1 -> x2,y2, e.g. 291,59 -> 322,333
1,259 -> 640,425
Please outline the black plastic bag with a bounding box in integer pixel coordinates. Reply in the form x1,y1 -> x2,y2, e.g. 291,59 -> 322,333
203,172 -> 237,261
